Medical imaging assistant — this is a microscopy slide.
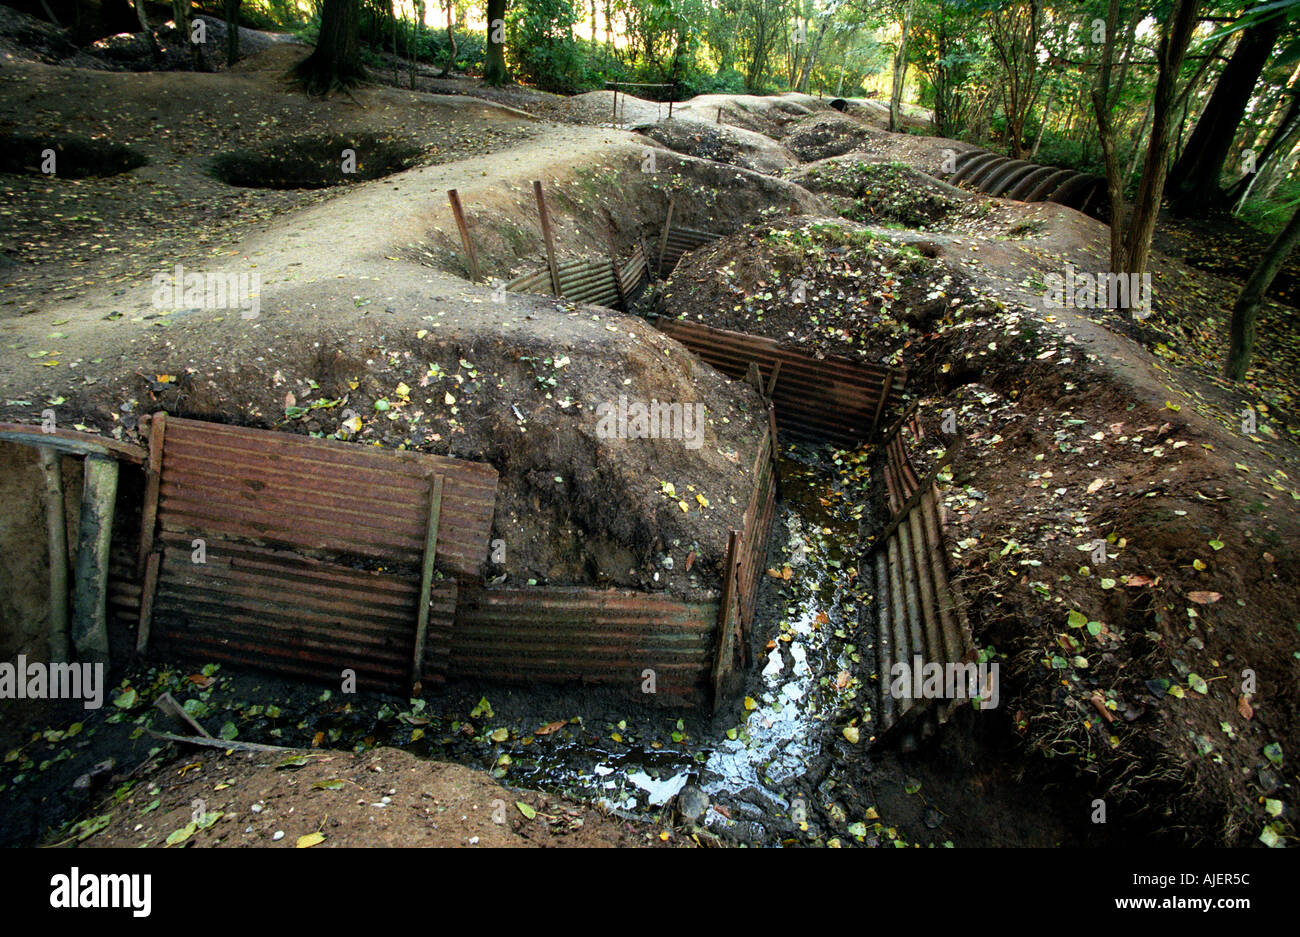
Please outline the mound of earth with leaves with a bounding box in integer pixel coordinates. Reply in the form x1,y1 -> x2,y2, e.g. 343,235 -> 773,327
68,744 -> 679,849
634,118 -> 797,174
657,216 -> 994,369
778,112 -> 879,162
795,159 -> 964,229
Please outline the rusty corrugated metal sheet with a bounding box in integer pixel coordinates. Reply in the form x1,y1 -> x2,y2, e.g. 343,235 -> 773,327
866,430 -> 975,741
619,244 -> 648,298
506,258 -> 626,308
421,579 -> 458,686
450,587 -> 719,706
944,148 -> 1108,221
660,225 -> 720,275
654,318 -> 905,447
149,532 -> 421,693
156,417 -> 497,577
139,417 -> 497,694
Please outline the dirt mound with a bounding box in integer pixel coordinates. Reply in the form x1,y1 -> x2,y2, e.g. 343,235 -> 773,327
74,745 -> 670,848
779,112 -> 877,161
405,144 -> 823,284
0,5 -> 109,69
656,215 -> 993,368
795,160 -> 962,229
226,39 -> 312,75
634,119 -> 796,174
541,90 -> 672,127
679,93 -> 822,137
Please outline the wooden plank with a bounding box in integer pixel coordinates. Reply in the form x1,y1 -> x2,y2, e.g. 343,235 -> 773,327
607,230 -> 628,310
137,412 -> 165,577
657,199 -> 675,277
711,529 -> 741,707
447,189 -> 481,283
870,367 -> 895,436
71,455 -> 118,662
0,424 -> 145,463
765,360 -> 782,398
136,551 -> 159,653
154,691 -> 214,738
533,180 -> 562,296
877,398 -> 921,450
412,474 -> 444,693
38,447 -> 69,662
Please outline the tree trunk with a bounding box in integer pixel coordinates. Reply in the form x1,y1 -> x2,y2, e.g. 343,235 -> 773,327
484,0 -> 508,86
224,0 -> 242,66
439,0 -> 457,77
134,0 -> 161,57
889,0 -> 915,132
294,0 -> 363,93
797,17 -> 829,94
1122,0 -> 1202,276
1031,82 -> 1054,157
1226,200 -> 1300,380
1124,99 -> 1154,186
1167,12 -> 1282,215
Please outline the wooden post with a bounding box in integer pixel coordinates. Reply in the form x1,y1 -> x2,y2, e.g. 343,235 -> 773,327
39,447 -> 69,662
765,360 -> 782,398
137,412 -> 165,577
870,367 -> 894,437
136,413 -> 165,653
717,106 -> 723,124
71,454 -> 118,663
611,84 -> 618,127
711,529 -> 742,707
533,180 -> 562,296
447,189 -> 482,283
412,474 -> 444,694
657,198 -> 675,278
607,229 -> 628,311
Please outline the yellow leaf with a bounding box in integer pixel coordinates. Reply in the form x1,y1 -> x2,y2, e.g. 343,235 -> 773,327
296,832 -> 325,848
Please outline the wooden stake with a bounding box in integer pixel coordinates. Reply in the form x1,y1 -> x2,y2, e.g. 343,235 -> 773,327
39,447 -> 69,662
447,189 -> 481,283
71,455 -> 118,663
607,229 -> 628,311
412,474 -> 444,694
711,529 -> 742,707
765,360 -> 782,398
657,198 -> 675,278
533,180 -> 562,296
154,691 -> 214,738
870,367 -> 895,436
137,412 -> 165,577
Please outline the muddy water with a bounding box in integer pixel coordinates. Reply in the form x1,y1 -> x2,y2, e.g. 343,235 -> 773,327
453,442 -> 883,843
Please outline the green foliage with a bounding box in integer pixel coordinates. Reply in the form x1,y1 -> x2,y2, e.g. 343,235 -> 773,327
506,0 -> 591,93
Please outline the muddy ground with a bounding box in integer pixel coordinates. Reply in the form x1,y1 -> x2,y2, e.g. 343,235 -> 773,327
0,11 -> 1297,849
